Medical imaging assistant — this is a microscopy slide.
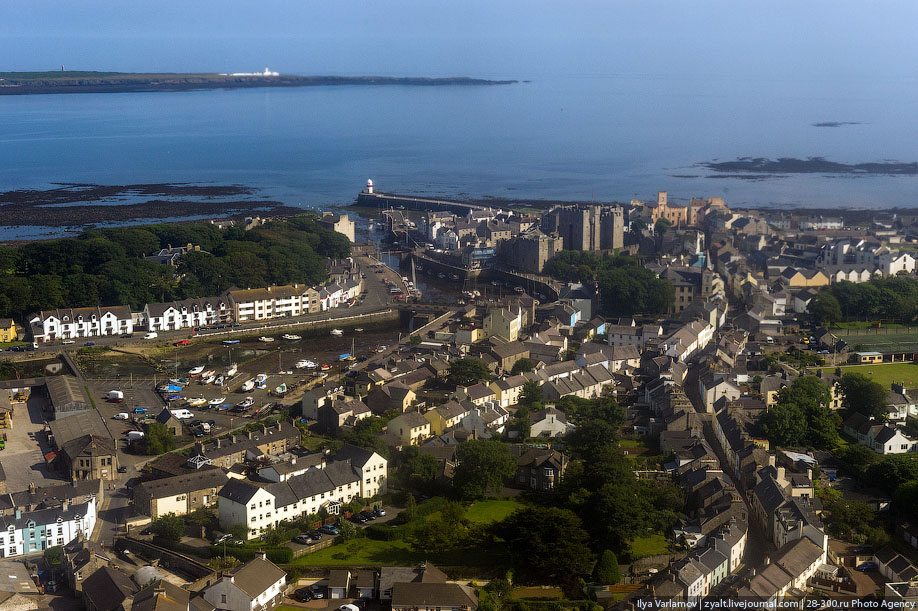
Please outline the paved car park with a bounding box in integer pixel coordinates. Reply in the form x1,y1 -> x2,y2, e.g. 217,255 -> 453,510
3,393 -> 69,490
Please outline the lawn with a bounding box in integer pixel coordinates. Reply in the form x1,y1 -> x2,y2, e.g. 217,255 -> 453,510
290,536 -> 506,568
629,534 -> 670,559
512,586 -> 563,600
290,538 -> 420,566
465,500 -> 523,524
819,363 -> 918,389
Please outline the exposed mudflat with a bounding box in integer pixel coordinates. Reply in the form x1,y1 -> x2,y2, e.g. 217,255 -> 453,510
700,156 -> 918,175
0,183 -> 302,231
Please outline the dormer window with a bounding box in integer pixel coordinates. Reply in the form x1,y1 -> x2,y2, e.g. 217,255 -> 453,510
63,316 -> 69,322
26,521 -> 35,528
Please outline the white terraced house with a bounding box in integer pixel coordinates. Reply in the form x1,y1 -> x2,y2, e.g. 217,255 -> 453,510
30,306 -> 133,342
218,446 -> 386,538
0,498 -> 96,557
143,296 -> 232,331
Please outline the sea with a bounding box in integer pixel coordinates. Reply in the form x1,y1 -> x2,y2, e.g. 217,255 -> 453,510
2,73 -> 918,236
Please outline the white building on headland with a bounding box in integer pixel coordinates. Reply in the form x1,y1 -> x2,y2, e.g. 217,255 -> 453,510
221,67 -> 279,77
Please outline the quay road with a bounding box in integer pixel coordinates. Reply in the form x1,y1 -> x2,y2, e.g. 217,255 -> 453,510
15,254 -> 410,357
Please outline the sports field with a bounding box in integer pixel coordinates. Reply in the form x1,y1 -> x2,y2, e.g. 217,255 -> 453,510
833,331 -> 918,353
819,362 -> 918,389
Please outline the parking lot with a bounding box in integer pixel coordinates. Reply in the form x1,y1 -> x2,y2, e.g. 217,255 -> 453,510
85,380 -> 273,452
2,392 -> 69,490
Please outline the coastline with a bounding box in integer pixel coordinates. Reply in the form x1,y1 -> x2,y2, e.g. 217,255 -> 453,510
0,72 -> 518,96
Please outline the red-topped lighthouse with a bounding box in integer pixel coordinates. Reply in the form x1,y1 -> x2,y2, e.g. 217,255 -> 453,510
365,178 -> 374,194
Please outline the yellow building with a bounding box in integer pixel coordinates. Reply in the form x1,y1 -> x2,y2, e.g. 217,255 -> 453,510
649,191 -> 688,227
0,318 -> 17,343
484,306 -> 522,342
854,352 -> 882,364
779,268 -> 829,288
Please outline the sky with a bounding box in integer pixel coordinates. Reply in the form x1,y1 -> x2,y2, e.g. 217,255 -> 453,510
5,1 -> 918,80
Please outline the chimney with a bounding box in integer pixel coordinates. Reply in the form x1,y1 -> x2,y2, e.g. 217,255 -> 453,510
231,435 -> 237,444
262,424 -> 268,435
215,438 -> 221,449
15,509 -> 20,519
72,480 -> 79,488
62,499 -> 69,511
248,431 -> 254,440
28,482 -> 36,494
768,454 -> 776,468
255,550 -> 267,560
777,467 -> 786,484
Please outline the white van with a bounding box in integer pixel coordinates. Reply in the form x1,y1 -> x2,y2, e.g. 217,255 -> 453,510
170,408 -> 194,420
113,412 -> 130,420
144,332 -> 158,340
106,390 -> 124,402
766,336 -> 775,344
126,431 -> 145,441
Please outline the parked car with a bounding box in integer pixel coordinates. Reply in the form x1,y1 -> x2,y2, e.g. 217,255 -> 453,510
83,341 -> 96,346
61,339 -> 75,345
310,586 -> 325,599
350,513 -> 368,524
293,588 -> 314,603
307,529 -> 322,539
856,562 -> 878,572
212,533 -> 233,545
174,340 -> 191,346
144,332 -> 158,340
132,407 -> 147,414
373,507 -> 386,517
318,524 -> 340,535
293,534 -> 316,545
117,466 -> 128,473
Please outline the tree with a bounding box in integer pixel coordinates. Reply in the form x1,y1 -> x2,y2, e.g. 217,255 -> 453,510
593,550 -> 621,585
866,455 -> 918,493
808,292 -> 843,325
840,373 -> 888,419
510,358 -> 535,375
43,545 -> 63,566
228,523 -> 250,541
151,513 -> 186,542
519,380 -> 543,407
494,507 -> 594,582
403,492 -> 418,521
452,440 -> 518,500
654,218 -> 673,234
409,334 -> 422,345
138,422 -> 176,455
448,358 -> 492,386
631,219 -> 648,232
337,519 -> 358,542
397,446 -> 438,492
757,399 -> 808,447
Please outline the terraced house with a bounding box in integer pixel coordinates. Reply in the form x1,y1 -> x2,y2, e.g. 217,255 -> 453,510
218,446 -> 387,538
29,306 -> 133,342
142,296 -> 232,331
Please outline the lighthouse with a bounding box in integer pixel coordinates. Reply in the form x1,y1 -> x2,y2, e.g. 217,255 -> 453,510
365,178 -> 374,194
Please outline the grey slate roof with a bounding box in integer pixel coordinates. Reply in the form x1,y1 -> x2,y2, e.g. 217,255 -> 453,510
134,468 -> 228,500
217,478 -> 261,504
227,556 -> 286,599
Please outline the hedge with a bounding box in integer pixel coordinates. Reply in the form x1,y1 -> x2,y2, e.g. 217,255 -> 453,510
365,523 -> 411,541
211,545 -> 293,564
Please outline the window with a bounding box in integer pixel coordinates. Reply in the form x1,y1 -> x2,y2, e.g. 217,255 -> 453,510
265,499 -> 271,506
221,595 -> 227,604
57,538 -> 64,545
251,503 -> 256,510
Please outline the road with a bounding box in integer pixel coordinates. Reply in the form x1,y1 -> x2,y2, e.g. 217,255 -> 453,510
683,339 -> 771,574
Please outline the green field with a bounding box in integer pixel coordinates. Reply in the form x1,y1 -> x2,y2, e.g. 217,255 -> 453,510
820,362 -> 918,389
629,534 -> 670,559
465,500 -> 523,523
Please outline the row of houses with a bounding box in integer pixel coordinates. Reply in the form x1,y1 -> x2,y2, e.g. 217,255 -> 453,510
29,271 -> 362,342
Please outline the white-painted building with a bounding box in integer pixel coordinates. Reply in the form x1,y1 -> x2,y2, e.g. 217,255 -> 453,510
143,296 -> 232,331
0,498 -> 96,557
228,284 -> 313,322
203,554 -> 287,611
30,307 -> 133,343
